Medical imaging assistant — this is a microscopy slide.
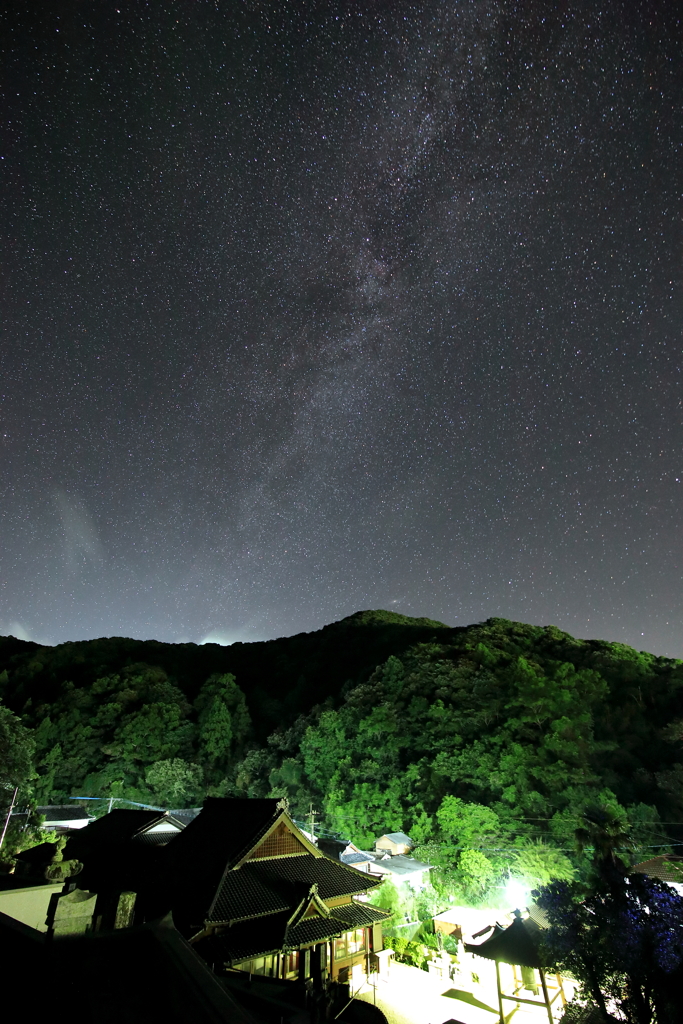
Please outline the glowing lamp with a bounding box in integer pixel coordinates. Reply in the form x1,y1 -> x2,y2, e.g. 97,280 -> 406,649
505,878 -> 530,910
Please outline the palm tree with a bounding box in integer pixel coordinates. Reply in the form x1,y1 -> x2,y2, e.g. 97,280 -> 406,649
575,804 -> 634,885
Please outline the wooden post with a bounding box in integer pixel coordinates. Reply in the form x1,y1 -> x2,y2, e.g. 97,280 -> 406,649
539,968 -> 554,1024
556,972 -> 567,1007
495,960 -> 504,1024
0,787 -> 19,850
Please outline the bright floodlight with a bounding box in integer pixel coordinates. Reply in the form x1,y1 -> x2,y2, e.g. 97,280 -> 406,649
505,878 -> 529,910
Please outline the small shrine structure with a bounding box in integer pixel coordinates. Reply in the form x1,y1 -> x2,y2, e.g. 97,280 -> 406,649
465,912 -> 567,1024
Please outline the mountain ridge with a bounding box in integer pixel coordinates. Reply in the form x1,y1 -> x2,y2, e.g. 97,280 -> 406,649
2,611 -> 683,870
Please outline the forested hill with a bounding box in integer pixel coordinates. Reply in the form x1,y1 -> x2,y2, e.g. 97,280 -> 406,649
3,612 -> 683,872
0,610 -> 450,737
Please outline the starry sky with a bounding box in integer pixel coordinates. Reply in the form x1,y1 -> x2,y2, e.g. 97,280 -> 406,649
2,1 -> 683,655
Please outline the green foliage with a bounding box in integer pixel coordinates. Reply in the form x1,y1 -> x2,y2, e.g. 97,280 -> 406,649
574,804 -> 636,885
1,612 -> 683,888
116,701 -> 194,763
233,747 -> 278,798
0,701 -> 35,792
389,936 -> 430,971
455,849 -> 496,902
436,796 -> 502,850
8,665 -> 253,804
369,878 -> 403,917
145,759 -> 204,807
194,674 -> 251,771
509,840 -> 575,888
0,820 -> 58,871
369,878 -> 444,929
413,883 -> 445,921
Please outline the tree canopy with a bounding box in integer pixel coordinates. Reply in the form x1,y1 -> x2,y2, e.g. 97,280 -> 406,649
1,612 -> 682,895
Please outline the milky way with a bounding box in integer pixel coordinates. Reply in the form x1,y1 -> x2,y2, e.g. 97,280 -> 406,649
2,1 -> 683,654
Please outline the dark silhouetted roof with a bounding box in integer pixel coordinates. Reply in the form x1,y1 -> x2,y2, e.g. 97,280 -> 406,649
465,916 -> 544,968
15,842 -> 59,866
0,909 -> 260,1024
194,911 -> 293,964
67,809 -> 168,845
64,811 -> 185,861
169,799 -> 285,877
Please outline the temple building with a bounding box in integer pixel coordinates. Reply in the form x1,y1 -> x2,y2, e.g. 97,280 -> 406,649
170,798 -> 392,987
61,798 -> 392,990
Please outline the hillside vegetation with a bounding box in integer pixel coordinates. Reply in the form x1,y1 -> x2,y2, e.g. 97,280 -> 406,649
2,611 -> 683,894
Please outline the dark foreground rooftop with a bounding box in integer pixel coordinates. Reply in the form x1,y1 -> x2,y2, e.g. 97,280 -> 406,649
0,908 -> 258,1024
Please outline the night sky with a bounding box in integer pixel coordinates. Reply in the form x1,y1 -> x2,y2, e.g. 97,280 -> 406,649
2,2 -> 683,655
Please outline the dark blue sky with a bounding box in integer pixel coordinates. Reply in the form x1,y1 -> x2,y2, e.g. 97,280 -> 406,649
2,1 -> 683,655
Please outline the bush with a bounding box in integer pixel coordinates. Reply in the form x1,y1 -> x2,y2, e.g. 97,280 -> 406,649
390,936 -> 430,971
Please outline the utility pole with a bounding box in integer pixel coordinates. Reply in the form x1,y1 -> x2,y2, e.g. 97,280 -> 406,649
308,803 -> 318,841
0,787 -> 19,851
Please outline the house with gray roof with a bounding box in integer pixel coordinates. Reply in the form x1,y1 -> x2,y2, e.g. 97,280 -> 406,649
375,832 -> 413,856
37,805 -> 94,831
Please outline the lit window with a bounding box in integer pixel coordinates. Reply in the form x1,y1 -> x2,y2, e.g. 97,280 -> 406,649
284,951 -> 299,977
334,929 -> 366,960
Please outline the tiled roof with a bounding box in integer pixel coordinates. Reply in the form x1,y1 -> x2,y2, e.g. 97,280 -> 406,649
331,902 -> 391,928
208,864 -> 299,923
134,830 -> 182,847
286,915 -> 346,948
208,854 -> 380,924
166,809 -> 202,827
194,912 -> 291,964
526,902 -> 550,929
196,899 -> 388,965
631,856 -> 683,884
252,854 -> 381,898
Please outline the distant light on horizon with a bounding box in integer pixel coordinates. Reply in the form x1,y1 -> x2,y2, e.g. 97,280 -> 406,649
199,633 -> 235,647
